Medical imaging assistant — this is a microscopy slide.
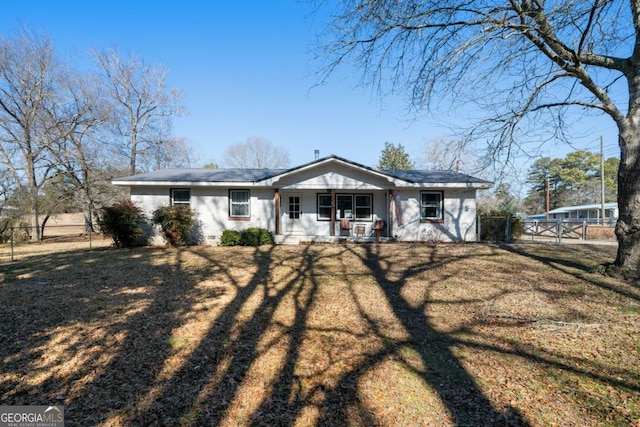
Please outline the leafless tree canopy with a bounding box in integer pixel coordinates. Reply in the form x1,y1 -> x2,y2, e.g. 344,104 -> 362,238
0,30 -> 189,238
224,137 -> 291,169
417,137 -> 486,174
320,0 -> 640,276
92,48 -> 184,175
0,29 -> 60,239
322,1 -> 632,156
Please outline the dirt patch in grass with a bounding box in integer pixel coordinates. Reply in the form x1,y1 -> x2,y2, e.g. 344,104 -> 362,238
0,243 -> 638,426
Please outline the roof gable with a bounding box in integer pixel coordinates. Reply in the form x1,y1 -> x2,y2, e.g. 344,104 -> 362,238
257,155 -> 406,188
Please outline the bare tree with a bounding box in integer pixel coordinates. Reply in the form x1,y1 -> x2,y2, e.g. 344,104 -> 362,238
0,169 -> 15,214
320,1 -> 640,277
0,29 -> 59,240
417,137 -> 486,174
92,48 -> 184,175
47,69 -> 113,231
145,135 -> 196,170
224,137 -> 290,168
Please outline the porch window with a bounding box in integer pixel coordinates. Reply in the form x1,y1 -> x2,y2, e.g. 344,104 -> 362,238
421,191 -> 443,221
230,190 -> 250,218
336,194 -> 353,219
317,193 -> 373,221
355,194 -> 372,220
171,189 -> 190,206
317,194 -> 331,220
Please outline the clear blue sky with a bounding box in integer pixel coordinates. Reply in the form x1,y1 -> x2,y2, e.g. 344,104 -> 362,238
1,0 -> 621,180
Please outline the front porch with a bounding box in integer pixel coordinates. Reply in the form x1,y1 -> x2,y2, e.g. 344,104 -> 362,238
275,189 -> 391,240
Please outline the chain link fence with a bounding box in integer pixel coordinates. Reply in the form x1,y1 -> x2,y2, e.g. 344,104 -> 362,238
0,224 -> 112,262
2,217 -> 617,263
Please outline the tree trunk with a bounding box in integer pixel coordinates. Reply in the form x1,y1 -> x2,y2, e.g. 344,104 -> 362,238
614,126 -> 640,278
28,174 -> 41,241
30,201 -> 41,241
129,126 -> 138,176
40,214 -> 50,240
84,198 -> 96,233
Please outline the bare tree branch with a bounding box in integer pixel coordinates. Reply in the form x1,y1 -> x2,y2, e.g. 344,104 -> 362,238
318,0 -> 640,275
92,48 -> 184,174
223,137 -> 291,169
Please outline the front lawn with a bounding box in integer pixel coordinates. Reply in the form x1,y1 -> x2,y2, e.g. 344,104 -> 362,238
0,243 -> 638,426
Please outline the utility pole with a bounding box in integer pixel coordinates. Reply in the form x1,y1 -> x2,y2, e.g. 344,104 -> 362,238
546,176 -> 550,222
600,136 -> 606,225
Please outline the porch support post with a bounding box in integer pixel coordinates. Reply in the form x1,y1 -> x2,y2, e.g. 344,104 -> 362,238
330,189 -> 336,236
274,189 -> 280,235
388,190 -> 394,238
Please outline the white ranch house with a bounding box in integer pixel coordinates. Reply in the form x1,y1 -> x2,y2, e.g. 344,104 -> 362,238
112,156 -> 492,244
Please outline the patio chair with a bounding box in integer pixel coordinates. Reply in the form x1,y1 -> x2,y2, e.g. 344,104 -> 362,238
354,224 -> 367,240
340,219 -> 351,236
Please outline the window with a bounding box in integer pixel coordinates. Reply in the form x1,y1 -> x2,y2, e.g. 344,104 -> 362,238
230,190 -> 250,218
317,193 -> 373,221
288,196 -> 300,219
317,194 -> 331,220
421,192 -> 443,221
171,189 -> 190,206
355,194 -> 372,220
336,194 -> 353,219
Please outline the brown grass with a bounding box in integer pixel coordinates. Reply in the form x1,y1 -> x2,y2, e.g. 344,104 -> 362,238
586,225 -> 616,241
0,242 -> 638,426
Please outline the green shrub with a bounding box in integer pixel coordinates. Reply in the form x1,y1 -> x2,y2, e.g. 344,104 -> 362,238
258,228 -> 274,245
478,212 -> 524,242
240,228 -> 260,246
220,229 -> 241,246
99,200 -> 147,248
221,228 -> 273,246
240,227 -> 274,246
511,217 -> 524,240
152,205 -> 196,246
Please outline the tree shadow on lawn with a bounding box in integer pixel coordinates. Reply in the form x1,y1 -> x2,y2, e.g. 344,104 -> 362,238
129,244 -> 332,426
317,244 -> 530,427
0,246 -> 232,424
116,243 -> 524,426
2,243 -> 636,426
0,248 -> 164,391
500,243 -> 640,303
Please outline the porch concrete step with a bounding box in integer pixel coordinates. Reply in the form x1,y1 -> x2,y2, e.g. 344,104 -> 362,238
274,235 -> 384,245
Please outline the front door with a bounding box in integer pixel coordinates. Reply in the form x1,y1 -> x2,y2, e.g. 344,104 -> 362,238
284,193 -> 303,234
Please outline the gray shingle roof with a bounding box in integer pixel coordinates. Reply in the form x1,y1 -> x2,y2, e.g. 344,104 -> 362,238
113,168 -> 287,183
382,169 -> 491,185
112,155 -> 491,186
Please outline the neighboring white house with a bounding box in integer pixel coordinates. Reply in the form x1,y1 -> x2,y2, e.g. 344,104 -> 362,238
529,202 -> 618,224
112,155 -> 492,244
